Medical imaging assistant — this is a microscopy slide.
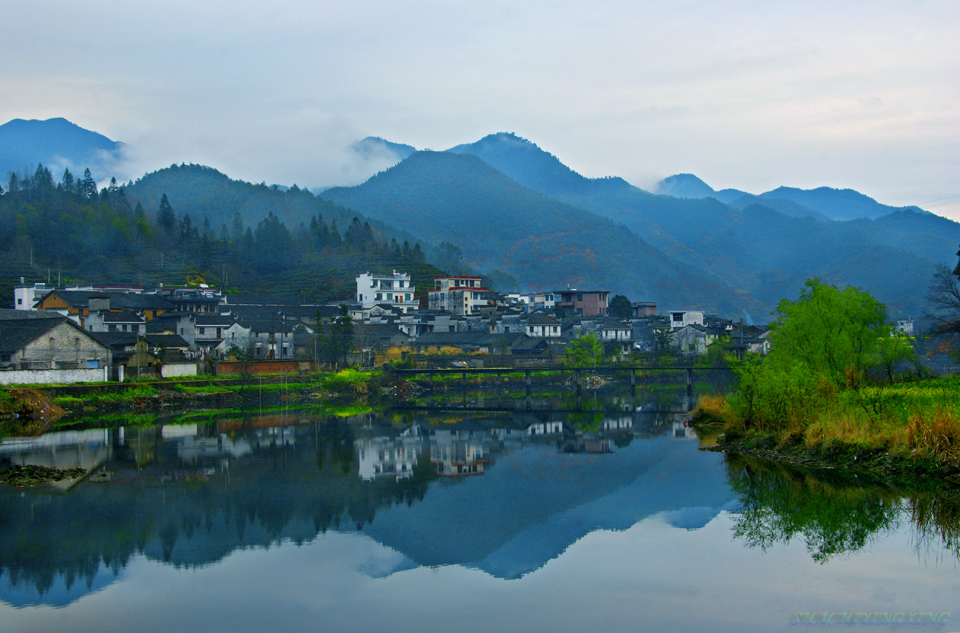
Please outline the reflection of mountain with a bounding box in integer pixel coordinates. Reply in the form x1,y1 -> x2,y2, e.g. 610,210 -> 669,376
0,409 -> 709,605
15,407 -> 954,608
361,435 -> 732,579
0,562 -> 122,608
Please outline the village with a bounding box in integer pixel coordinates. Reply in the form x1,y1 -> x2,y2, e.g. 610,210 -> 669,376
0,270 -> 777,385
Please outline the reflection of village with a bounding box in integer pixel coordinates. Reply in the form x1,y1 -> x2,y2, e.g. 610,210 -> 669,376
1,406 -> 697,485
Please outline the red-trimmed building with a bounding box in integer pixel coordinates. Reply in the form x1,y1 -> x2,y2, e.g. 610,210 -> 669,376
428,276 -> 492,315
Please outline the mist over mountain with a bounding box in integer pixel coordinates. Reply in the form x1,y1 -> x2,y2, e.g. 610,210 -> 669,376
321,150 -> 751,313
4,116 -> 955,319
0,117 -> 125,181
351,137 -> 416,163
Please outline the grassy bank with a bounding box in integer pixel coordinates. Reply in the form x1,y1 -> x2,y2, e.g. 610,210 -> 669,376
693,376 -> 960,480
0,369 -> 388,437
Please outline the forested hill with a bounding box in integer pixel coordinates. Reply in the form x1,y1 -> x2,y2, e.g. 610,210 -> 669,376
321,151 -> 755,314
446,132 -> 959,317
0,164 -> 448,304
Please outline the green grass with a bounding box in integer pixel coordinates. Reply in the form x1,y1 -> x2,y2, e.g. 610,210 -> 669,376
714,375 -> 960,470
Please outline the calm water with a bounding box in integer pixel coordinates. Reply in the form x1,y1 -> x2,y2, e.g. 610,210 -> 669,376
1,394 -> 958,632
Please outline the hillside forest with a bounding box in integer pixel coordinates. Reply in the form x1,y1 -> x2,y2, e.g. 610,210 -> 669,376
0,163 -> 454,303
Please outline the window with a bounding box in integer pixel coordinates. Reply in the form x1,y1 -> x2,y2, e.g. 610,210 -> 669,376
17,298 -> 22,305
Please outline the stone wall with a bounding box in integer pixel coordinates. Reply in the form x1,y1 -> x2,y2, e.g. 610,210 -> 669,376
0,367 -> 109,385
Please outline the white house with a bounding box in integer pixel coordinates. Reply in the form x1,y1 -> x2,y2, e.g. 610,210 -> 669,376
524,312 -> 562,338
356,271 -> 417,313
669,310 -> 704,329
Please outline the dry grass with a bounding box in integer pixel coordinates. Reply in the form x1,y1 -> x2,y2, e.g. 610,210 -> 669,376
903,408 -> 960,463
692,394 -> 731,426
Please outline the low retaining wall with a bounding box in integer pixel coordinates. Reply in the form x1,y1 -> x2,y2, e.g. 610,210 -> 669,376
0,367 -> 109,386
160,363 -> 199,378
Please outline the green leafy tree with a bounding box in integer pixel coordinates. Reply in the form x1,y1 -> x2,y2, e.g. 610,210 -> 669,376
732,279 -> 917,431
608,294 -> 632,320
766,279 -> 900,388
566,332 -> 605,367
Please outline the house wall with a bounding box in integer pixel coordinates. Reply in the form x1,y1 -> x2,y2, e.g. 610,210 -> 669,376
12,321 -> 112,369
0,367 -> 109,385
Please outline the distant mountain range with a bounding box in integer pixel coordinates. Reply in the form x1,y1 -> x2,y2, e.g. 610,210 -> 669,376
3,117 -> 956,319
655,172 -> 926,221
0,117 -> 124,181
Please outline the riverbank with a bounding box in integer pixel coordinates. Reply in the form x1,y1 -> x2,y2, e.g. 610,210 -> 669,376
692,376 -> 960,487
0,368 -> 391,436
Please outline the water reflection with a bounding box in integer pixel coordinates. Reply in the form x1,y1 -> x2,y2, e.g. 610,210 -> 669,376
726,455 -> 960,563
2,398 -> 959,615
0,404 -> 705,606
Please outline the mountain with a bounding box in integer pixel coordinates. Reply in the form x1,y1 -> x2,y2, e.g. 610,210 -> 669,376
654,174 -> 928,223
445,132 -> 956,316
0,117 -> 124,180
758,186 -> 926,221
656,174 -> 717,199
321,150 -> 753,313
350,136 -> 416,163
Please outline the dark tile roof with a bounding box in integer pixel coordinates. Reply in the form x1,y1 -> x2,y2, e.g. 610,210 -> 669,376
0,309 -> 62,321
145,334 -> 190,349
99,310 -> 145,323
0,316 -> 69,354
36,290 -> 175,311
195,314 -> 238,327
89,332 -> 138,349
526,312 -> 560,326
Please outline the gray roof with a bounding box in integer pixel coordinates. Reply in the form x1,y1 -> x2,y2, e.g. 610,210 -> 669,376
0,309 -> 63,321
35,290 -> 176,311
0,315 -> 101,355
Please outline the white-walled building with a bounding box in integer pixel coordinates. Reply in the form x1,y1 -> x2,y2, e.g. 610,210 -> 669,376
669,310 -> 704,329
356,271 -> 417,313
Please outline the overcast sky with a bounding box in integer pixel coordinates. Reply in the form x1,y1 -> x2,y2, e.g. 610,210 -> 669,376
2,0 -> 958,219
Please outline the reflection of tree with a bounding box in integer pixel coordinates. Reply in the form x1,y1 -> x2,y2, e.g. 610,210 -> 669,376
909,494 -> 960,559
727,456 -> 902,563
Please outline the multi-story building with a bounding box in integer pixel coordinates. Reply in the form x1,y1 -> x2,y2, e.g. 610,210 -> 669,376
427,276 -> 491,315
554,290 -> 609,316
356,271 -> 418,313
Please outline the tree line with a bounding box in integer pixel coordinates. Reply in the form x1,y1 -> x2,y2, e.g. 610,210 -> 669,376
0,163 -> 442,302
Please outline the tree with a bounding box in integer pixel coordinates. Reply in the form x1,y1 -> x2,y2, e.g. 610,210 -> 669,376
157,193 -> 176,233
608,294 -> 632,320
321,305 -> 354,367
566,332 -> 605,367
731,279 -> 917,432
78,168 -> 97,199
926,263 -> 960,337
766,279 -> 899,388
435,241 -> 464,274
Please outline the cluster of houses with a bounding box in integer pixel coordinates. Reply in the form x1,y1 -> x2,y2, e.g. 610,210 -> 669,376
1,270 -> 770,383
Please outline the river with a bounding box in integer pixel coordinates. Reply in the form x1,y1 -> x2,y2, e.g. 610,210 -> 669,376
0,388 -> 957,632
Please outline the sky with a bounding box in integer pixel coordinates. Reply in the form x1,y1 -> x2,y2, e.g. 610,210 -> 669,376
2,0 -> 958,219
